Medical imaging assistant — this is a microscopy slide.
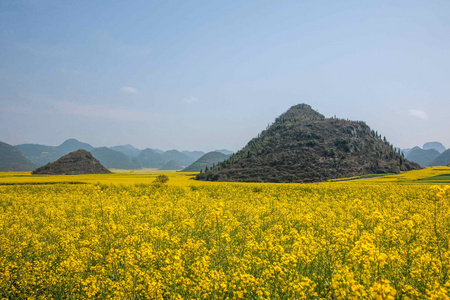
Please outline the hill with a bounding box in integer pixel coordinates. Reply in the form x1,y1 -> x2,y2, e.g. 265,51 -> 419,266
161,150 -> 195,167
423,141 -> 446,153
182,150 -> 205,161
32,150 -> 111,175
405,147 -> 441,167
138,149 -> 164,168
0,141 -> 36,171
216,149 -> 234,155
196,104 -> 420,183
91,147 -> 141,170
428,149 -> 450,166
182,151 -> 231,172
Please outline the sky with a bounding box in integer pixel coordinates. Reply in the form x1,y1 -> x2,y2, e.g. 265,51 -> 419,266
1,0 -> 449,152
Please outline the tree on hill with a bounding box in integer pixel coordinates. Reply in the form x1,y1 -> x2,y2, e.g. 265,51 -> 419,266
196,104 -> 420,183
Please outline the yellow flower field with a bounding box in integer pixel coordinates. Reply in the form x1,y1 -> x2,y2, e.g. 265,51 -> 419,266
1,168 -> 450,299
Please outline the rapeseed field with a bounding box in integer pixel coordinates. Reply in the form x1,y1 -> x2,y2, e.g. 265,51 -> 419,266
1,168 -> 450,299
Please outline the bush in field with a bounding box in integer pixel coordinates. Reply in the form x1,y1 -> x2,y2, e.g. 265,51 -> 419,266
153,174 -> 169,184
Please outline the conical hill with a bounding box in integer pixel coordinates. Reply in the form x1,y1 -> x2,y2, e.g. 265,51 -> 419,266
196,104 -> 420,183
32,149 -> 111,175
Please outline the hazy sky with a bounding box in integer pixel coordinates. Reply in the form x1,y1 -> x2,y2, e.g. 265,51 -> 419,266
1,0 -> 449,152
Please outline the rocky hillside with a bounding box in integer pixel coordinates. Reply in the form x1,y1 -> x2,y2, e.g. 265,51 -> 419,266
32,150 -> 111,175
197,104 -> 420,183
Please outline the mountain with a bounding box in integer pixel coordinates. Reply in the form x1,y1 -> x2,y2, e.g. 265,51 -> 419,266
91,147 -> 141,170
110,144 -> 141,157
138,149 -> 164,168
0,141 -> 36,171
423,142 -> 446,154
32,150 -> 111,175
16,138 -> 94,166
405,147 -> 441,167
14,143 -> 57,166
159,160 -> 183,170
182,150 -> 205,161
196,104 -> 420,183
58,138 -> 93,152
182,151 -> 231,172
428,149 -> 450,166
216,149 -> 234,155
161,150 -> 195,167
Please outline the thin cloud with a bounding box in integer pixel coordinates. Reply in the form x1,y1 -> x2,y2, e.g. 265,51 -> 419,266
55,101 -> 154,121
120,86 -> 138,94
408,109 -> 429,121
182,96 -> 199,104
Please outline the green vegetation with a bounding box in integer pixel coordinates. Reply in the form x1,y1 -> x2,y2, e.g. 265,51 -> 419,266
197,104 -> 420,183
420,174 -> 450,182
153,174 -> 169,184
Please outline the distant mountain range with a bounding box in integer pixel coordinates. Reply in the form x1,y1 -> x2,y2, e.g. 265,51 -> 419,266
2,139 -> 233,171
402,142 -> 449,167
2,135 -> 448,174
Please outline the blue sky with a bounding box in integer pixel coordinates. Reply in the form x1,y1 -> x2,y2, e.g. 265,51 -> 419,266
1,0 -> 449,151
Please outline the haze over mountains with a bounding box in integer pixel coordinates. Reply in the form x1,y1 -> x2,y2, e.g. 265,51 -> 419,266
402,142 -> 449,167
6,138 -> 232,171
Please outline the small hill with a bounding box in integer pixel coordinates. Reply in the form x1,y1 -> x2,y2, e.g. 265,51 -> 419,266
110,144 -> 141,157
159,160 -> 183,170
196,104 -> 420,183
216,149 -> 234,155
0,141 -> 36,171
182,151 -> 231,172
405,147 -> 441,167
32,150 -> 111,175
91,147 -> 141,170
161,150 -> 195,167
428,149 -> 450,166
423,142 -> 446,154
